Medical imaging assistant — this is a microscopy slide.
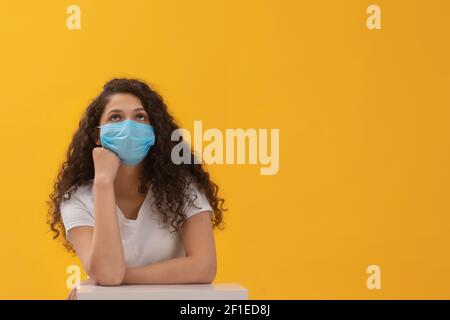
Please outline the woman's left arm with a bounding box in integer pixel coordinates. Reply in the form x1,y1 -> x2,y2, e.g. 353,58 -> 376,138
122,211 -> 217,284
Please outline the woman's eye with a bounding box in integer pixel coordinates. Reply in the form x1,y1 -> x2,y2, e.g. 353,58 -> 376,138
109,114 -> 121,121
136,113 -> 147,121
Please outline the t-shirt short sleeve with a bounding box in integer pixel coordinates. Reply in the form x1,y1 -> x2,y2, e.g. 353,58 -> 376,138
60,190 -> 95,236
184,183 -> 213,220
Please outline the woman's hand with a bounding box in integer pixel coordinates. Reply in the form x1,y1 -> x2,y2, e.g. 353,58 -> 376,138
92,147 -> 121,184
67,287 -> 77,300
66,278 -> 98,300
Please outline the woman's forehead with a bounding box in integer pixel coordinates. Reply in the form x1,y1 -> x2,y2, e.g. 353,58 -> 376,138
105,93 -> 143,111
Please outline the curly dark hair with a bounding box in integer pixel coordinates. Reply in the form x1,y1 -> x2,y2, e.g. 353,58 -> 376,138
47,78 -> 226,252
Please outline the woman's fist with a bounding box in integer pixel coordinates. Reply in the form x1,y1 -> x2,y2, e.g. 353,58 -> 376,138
92,147 -> 121,184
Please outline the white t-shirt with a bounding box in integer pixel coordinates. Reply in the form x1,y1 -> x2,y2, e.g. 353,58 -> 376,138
60,179 -> 213,267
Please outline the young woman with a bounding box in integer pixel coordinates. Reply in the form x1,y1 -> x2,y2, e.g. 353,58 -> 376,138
47,78 -> 225,298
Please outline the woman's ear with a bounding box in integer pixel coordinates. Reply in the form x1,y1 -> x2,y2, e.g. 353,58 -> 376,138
92,129 -> 101,146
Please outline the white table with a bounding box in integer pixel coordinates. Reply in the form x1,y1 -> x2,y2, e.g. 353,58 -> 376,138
77,283 -> 248,300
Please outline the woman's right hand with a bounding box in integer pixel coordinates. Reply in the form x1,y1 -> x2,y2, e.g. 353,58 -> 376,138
92,147 -> 121,184
66,278 -> 99,300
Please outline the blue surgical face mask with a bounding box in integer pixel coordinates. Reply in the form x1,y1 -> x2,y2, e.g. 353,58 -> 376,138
97,119 -> 156,166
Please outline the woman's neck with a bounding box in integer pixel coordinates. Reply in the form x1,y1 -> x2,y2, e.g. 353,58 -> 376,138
113,163 -> 143,197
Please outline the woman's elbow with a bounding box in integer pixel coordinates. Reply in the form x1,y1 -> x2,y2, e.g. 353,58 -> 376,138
96,273 -> 125,286
197,259 -> 217,284
202,271 -> 216,284
88,263 -> 125,286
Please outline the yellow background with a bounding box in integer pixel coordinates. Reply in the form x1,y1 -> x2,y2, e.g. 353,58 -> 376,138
0,0 -> 449,299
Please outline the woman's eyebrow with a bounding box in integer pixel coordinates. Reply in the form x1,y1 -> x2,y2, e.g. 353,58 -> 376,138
107,107 -> 145,115
107,108 -> 123,115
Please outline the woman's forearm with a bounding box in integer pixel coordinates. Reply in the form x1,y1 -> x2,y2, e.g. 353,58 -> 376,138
89,178 -> 126,285
122,256 -> 216,285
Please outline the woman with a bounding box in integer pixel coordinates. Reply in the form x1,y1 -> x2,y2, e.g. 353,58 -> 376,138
47,78 -> 226,298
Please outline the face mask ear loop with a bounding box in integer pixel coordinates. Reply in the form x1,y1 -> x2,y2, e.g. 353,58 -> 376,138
96,126 -> 102,148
